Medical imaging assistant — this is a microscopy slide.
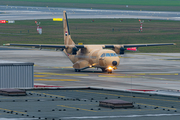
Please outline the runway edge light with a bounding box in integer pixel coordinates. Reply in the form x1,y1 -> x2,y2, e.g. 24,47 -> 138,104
53,18 -> 63,21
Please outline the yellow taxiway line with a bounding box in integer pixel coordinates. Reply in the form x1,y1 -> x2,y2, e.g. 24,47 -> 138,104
0,108 -> 26,114
35,79 -> 80,81
130,73 -> 178,75
98,73 -> 178,78
137,103 -> 177,110
34,64 -> 73,69
58,105 -> 97,112
57,105 -> 159,113
158,59 -> 180,61
52,66 -> 73,68
34,72 -> 89,76
74,90 -> 180,103
136,53 -> 180,58
98,75 -> 139,78
31,91 -> 65,98
34,75 -> 50,77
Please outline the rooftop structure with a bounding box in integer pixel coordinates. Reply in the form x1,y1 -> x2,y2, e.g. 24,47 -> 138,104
0,88 -> 179,120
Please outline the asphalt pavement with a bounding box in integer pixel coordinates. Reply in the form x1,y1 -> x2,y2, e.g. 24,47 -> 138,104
0,5 -> 180,20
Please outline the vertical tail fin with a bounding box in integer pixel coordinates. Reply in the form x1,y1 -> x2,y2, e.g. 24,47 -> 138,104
63,11 -> 75,45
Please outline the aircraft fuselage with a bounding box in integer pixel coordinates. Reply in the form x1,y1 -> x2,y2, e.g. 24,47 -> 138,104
67,46 -> 120,73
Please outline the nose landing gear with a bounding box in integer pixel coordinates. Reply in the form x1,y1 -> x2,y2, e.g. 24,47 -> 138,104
101,66 -> 117,73
107,66 -> 113,73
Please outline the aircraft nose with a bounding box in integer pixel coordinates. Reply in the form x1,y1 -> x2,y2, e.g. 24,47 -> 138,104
112,61 -> 117,66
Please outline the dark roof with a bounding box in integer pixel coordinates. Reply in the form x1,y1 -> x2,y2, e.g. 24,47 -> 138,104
0,88 -> 179,120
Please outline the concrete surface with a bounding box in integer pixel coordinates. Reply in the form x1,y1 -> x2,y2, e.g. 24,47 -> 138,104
0,5 -> 180,20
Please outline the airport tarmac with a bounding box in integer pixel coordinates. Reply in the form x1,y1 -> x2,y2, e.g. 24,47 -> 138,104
1,47 -> 180,120
0,5 -> 180,20
0,47 -> 180,91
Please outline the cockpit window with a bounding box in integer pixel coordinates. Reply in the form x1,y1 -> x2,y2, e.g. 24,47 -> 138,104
101,53 -> 105,57
110,53 -> 114,57
101,53 -> 118,57
114,53 -> 118,56
106,53 -> 110,57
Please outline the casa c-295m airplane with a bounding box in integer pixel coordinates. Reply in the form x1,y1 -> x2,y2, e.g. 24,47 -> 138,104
4,11 -> 175,73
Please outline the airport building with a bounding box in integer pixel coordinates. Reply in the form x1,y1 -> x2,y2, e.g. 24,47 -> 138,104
0,61 -> 34,89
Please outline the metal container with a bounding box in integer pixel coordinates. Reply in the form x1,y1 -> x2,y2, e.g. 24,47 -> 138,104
0,62 -> 34,89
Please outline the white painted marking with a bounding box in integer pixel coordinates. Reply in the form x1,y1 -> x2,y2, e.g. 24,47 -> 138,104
62,114 -> 180,119
0,118 -> 37,120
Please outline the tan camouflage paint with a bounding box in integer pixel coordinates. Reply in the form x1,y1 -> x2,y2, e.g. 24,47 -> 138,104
63,11 -> 120,70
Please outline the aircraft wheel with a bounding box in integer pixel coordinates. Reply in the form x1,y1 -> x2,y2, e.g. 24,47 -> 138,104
75,69 -> 78,72
108,70 -> 112,74
77,70 -> 81,72
101,68 -> 107,72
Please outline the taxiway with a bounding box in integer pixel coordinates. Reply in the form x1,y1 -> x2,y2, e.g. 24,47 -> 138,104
0,47 -> 179,91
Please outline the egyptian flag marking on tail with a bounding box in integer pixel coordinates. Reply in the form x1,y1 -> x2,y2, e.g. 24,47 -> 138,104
65,31 -> 67,36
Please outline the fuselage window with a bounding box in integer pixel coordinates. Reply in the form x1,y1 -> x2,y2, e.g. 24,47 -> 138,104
101,53 -> 105,57
114,53 -> 118,56
106,53 -> 110,57
110,53 -> 114,57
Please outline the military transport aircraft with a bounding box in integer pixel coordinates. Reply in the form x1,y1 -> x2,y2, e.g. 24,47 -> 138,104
4,11 -> 175,73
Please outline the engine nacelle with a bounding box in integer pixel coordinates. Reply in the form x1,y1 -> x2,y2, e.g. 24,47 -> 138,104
113,46 -> 125,55
72,47 -> 78,55
66,47 -> 78,55
113,46 -> 137,55
120,47 -> 125,54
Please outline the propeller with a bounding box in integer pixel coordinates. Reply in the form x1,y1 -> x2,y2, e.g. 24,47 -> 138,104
72,47 -> 78,55
120,47 -> 125,54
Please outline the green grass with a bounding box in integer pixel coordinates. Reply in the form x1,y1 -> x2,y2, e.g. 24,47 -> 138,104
0,19 -> 179,53
3,0 -> 180,6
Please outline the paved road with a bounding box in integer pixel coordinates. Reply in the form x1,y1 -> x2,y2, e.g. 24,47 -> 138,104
0,5 -> 180,20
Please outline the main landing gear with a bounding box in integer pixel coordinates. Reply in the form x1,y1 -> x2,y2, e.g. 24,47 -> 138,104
101,68 -> 107,73
75,69 -> 81,72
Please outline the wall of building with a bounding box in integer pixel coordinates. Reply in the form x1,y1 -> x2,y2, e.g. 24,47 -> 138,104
0,63 -> 34,89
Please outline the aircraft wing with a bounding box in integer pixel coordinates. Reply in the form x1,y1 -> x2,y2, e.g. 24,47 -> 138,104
123,43 -> 176,48
103,43 -> 175,54
104,43 -> 175,48
4,43 -> 175,48
4,43 -> 66,48
3,43 -> 85,49
4,43 -> 175,54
